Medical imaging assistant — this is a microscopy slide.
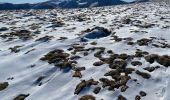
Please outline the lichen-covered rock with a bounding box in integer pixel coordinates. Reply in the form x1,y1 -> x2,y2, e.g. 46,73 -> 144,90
14,94 -> 29,100
145,54 -> 158,64
109,59 -> 127,69
156,55 -> 170,67
117,95 -> 127,100
0,82 -> 9,91
135,50 -> 149,57
79,95 -> 95,100
74,79 -> 98,94
136,70 -> 151,79
136,38 -> 151,46
72,71 -> 82,78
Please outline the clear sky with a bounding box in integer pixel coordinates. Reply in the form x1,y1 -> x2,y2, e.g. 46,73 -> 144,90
0,0 -> 48,4
0,0 -> 135,4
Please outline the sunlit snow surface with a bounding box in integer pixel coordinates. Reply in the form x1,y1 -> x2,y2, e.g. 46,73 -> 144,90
0,2 -> 170,100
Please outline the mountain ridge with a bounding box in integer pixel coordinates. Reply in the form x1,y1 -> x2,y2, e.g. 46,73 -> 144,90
0,0 -> 148,10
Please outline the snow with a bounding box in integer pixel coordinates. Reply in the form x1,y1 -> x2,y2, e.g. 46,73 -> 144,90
0,2 -> 170,100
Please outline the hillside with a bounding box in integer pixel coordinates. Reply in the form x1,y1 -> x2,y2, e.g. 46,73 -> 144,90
0,2 -> 170,100
0,0 -> 149,10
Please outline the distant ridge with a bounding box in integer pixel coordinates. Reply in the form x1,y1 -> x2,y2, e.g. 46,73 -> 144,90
0,0 -> 149,10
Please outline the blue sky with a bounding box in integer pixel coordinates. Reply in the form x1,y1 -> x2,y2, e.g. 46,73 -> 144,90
0,0 -> 48,4
0,0 -> 134,4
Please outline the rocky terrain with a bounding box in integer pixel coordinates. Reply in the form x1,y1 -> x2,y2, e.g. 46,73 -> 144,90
0,2 -> 170,100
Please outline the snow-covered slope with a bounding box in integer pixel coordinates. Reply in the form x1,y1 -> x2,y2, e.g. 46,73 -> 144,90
0,0 -> 149,10
0,2 -> 170,100
43,0 -> 127,8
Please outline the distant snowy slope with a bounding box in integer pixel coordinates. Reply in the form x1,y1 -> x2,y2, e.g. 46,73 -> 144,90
0,0 -> 149,10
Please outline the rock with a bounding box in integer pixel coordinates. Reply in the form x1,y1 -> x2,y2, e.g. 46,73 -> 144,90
112,35 -> 123,42
9,45 -> 22,53
0,82 -> 9,91
131,61 -> 142,66
74,79 -> 98,94
90,41 -> 97,45
136,70 -> 151,79
81,27 -> 111,40
127,41 -> 135,45
34,76 -> 45,86
145,54 -> 158,64
99,78 -> 115,88
93,87 -> 101,94
79,95 -> 95,100
83,52 -> 89,56
117,95 -> 127,100
10,30 -> 33,40
40,49 -> 69,64
74,80 -> 86,94
104,70 -> 118,76
93,61 -> 104,66
156,55 -> 170,67
118,53 -> 129,60
135,95 -> 141,100
137,38 -> 151,46
122,18 -> 131,24
109,76 -> 130,91
0,27 -> 8,32
72,71 -> 82,78
58,37 -> 68,40
124,68 -> 135,75
70,55 -> 81,60
35,35 -> 54,42
13,94 -> 29,100
72,67 -> 86,71
107,50 -> 113,54
135,50 -> 149,57
144,66 -> 160,72
121,85 -> 129,92
139,91 -> 147,97
110,59 -> 127,69
93,48 -> 105,58
40,49 -> 74,73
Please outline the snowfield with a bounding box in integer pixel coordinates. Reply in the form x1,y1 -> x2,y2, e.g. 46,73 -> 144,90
0,2 -> 170,100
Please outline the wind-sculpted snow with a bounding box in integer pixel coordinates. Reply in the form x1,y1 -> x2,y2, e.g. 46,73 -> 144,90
0,2 -> 170,100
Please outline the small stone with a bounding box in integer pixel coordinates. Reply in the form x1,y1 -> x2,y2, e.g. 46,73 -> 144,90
135,95 -> 141,100
93,87 -> 101,94
136,70 -> 151,79
121,85 -> 129,92
93,61 -> 104,66
131,61 -> 142,66
72,71 -> 82,78
139,91 -> 147,97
